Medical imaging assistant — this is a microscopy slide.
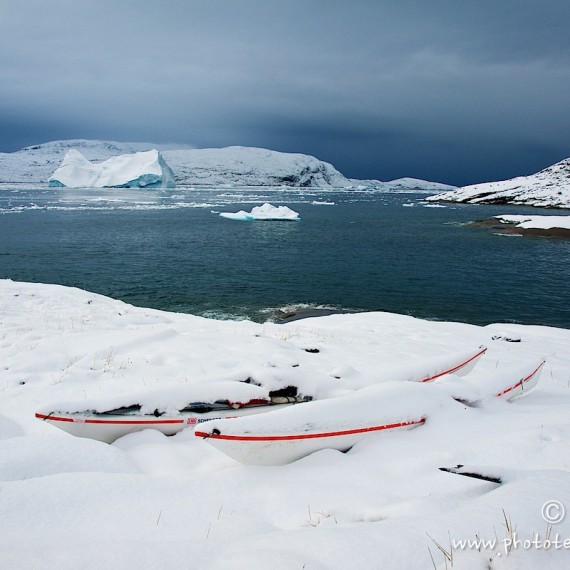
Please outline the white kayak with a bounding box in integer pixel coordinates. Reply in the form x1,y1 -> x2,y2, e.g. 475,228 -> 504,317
411,345 -> 487,382
196,383 -> 429,466
35,400 -> 301,444
494,359 -> 544,400
195,359 -> 544,466
448,359 -> 545,404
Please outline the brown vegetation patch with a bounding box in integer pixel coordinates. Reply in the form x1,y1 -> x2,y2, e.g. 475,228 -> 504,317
470,218 -> 570,238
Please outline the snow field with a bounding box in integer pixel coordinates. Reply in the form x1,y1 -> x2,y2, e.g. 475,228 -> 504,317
1,280 -> 570,569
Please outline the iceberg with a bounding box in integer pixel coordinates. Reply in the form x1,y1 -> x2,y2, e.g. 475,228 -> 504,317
219,203 -> 300,221
48,148 -> 175,188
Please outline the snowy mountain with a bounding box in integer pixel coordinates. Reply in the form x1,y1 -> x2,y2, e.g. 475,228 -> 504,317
0,140 -> 349,187
427,158 -> 570,209
164,145 -> 350,187
0,139 -> 451,190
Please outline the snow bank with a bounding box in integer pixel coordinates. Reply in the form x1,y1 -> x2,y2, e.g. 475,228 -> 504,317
2,280 -> 570,569
219,203 -> 300,221
427,157 -> 570,208
48,148 -> 175,188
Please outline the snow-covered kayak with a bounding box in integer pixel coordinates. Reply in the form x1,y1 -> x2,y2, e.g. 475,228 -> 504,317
35,399 -> 306,444
195,358 -> 544,466
196,383 -> 429,466
448,359 -> 545,405
494,359 -> 545,400
34,346 -> 486,444
413,345 -> 487,382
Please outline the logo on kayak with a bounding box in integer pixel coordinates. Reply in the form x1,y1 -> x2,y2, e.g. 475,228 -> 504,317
187,417 -> 223,425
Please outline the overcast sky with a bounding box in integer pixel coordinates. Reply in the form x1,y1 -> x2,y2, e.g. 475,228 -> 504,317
1,0 -> 569,185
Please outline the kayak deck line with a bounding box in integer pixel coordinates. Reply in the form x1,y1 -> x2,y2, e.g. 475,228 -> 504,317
195,417 -> 426,442
496,360 -> 545,398
35,412 -> 187,426
420,346 -> 488,382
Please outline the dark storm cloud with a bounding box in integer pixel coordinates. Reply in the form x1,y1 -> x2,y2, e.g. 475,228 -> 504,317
1,0 -> 569,185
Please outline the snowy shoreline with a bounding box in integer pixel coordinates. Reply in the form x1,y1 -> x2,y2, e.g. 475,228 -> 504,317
1,280 -> 570,569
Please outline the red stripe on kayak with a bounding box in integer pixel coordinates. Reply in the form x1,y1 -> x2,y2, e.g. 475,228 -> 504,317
35,413 -> 185,426
496,361 -> 545,398
421,347 -> 487,382
195,418 -> 426,442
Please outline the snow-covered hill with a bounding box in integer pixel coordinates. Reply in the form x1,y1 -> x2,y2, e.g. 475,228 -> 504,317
164,145 -> 350,187
427,158 -> 570,209
0,139 -> 452,190
0,140 -> 349,187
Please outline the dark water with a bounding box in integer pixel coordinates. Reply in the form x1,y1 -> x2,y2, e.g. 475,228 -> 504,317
1,185 -> 569,327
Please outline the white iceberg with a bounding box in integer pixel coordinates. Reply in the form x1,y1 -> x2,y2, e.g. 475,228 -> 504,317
219,203 -> 300,221
48,148 -> 175,188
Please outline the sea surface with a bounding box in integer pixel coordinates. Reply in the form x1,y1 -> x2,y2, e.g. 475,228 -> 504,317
1,185 -> 569,328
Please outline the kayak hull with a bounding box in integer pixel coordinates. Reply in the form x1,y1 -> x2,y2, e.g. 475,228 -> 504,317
35,404 -> 292,444
196,417 -> 426,466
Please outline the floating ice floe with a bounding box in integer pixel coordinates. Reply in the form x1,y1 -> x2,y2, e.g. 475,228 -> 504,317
219,202 -> 300,221
48,148 -> 176,188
